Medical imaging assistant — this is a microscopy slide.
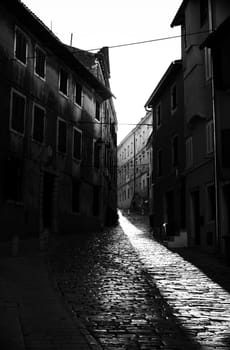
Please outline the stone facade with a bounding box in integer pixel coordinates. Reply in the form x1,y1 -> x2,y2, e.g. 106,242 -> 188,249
0,0 -> 117,239
117,112 -> 152,213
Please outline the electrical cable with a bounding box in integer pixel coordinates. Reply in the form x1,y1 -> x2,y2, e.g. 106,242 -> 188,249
87,30 -> 210,51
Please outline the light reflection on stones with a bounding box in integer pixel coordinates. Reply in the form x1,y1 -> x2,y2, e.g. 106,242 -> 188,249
119,211 -> 230,348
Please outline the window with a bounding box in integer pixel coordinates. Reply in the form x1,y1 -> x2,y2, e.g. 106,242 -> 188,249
200,0 -> 209,27
15,28 -> 27,65
172,135 -> 178,167
72,127 -> 82,160
57,118 -> 67,153
207,184 -> 215,222
156,149 -> 162,176
35,47 -> 46,79
75,82 -> 82,106
95,101 -> 100,121
171,85 -> 177,112
10,89 -> 26,135
205,47 -> 212,80
32,104 -> 45,143
5,158 -> 23,202
72,180 -> 80,213
186,137 -> 193,168
156,103 -> 161,129
59,68 -> 68,96
206,120 -> 214,154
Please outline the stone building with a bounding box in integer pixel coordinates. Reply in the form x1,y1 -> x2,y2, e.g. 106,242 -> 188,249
169,0 -> 230,256
117,112 -> 152,213
145,60 -> 185,240
0,0 -> 117,239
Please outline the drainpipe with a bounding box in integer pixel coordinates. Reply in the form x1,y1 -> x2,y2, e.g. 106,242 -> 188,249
209,0 -> 220,250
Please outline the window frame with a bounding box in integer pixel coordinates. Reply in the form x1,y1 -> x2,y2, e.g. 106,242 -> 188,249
34,45 -> 46,80
57,117 -> 67,154
14,26 -> 28,66
95,100 -> 101,121
10,88 -> 26,135
72,127 -> 82,161
74,81 -> 82,107
59,67 -> 69,97
32,103 -> 46,144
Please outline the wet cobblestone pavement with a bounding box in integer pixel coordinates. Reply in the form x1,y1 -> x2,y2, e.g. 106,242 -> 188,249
50,212 -> 230,349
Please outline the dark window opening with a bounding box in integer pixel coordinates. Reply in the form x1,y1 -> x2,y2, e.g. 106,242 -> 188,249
95,101 -> 100,121
72,180 -> 80,213
73,128 -> 82,160
75,82 -> 82,106
33,105 -> 45,143
4,158 -> 23,202
213,44 -> 230,91
200,0 -> 208,26
171,85 -> 177,111
59,68 -> 68,96
15,29 -> 27,64
35,47 -> 46,78
58,119 -> 67,153
11,91 -> 26,134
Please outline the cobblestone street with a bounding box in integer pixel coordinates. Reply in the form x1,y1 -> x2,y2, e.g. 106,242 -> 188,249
50,212 -> 230,349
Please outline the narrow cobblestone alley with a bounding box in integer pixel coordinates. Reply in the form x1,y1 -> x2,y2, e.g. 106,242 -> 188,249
50,212 -> 230,350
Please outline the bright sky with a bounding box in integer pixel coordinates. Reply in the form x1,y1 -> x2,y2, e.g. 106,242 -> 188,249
22,0 -> 182,144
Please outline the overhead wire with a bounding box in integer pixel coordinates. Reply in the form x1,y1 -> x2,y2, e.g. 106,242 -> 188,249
87,30 -> 210,51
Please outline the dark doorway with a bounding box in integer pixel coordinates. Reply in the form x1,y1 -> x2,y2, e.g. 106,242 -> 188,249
42,172 -> 54,230
191,190 -> 200,245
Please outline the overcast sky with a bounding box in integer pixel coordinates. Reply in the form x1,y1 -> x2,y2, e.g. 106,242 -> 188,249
22,0 -> 182,143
